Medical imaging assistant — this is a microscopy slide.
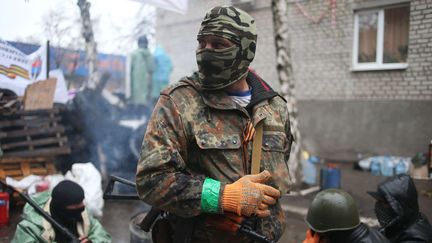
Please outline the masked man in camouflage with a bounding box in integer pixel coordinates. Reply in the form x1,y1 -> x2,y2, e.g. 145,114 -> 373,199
136,5 -> 292,243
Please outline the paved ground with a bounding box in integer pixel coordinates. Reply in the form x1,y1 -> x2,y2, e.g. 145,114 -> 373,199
1,162 -> 431,243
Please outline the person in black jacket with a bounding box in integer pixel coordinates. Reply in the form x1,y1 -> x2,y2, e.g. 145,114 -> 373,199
303,188 -> 389,243
368,174 -> 432,243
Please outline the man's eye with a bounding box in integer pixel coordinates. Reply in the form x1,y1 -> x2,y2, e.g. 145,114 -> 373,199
198,40 -> 205,48
213,42 -> 225,49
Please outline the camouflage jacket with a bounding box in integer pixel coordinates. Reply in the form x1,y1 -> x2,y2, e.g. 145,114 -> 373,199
136,71 -> 292,242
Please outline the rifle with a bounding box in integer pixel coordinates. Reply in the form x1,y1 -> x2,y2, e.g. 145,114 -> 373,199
103,175 -> 275,243
0,180 -> 80,243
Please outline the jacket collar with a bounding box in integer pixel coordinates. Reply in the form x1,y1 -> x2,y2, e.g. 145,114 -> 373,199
187,70 -> 279,113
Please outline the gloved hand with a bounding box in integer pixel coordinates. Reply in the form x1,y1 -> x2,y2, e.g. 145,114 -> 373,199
222,170 -> 280,218
303,229 -> 320,243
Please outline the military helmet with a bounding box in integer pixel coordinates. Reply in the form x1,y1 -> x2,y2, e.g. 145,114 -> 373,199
305,189 -> 360,233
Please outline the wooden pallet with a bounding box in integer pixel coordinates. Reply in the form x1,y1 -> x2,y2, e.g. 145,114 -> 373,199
0,90 -> 21,111
0,108 -> 71,158
0,157 -> 56,180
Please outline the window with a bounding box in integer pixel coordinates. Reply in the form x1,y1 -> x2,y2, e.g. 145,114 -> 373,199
352,4 -> 410,71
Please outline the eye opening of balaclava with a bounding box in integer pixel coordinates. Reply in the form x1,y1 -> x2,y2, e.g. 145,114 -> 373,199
50,180 -> 85,238
196,5 -> 257,90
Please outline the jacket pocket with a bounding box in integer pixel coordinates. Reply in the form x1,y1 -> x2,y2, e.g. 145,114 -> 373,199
195,132 -> 241,150
262,131 -> 289,153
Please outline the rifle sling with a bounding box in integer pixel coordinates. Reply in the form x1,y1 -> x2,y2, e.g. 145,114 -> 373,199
251,121 -> 264,175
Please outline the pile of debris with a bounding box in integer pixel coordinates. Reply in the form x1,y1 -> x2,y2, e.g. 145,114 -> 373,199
0,81 -> 71,181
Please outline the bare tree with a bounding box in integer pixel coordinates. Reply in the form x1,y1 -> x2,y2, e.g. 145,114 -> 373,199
77,0 -> 99,89
41,8 -> 83,75
271,0 -> 302,187
110,5 -> 156,54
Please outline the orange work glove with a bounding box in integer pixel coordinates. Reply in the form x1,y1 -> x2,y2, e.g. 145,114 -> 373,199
303,229 -> 320,243
222,170 -> 281,218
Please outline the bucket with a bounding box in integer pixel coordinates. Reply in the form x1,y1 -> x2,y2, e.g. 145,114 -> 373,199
130,211 -> 152,243
320,163 -> 341,189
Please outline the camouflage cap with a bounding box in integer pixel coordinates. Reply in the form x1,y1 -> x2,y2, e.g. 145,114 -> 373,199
197,5 -> 257,90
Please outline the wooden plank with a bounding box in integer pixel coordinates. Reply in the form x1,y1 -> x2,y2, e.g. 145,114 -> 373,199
31,168 -> 49,175
0,125 -> 65,139
0,160 -> 56,180
0,116 -> 61,128
2,169 -> 22,177
11,107 -> 60,116
19,108 -> 61,115
23,79 -> 57,110
4,100 -> 19,109
1,136 -> 68,150
2,146 -> 70,158
21,162 -> 30,176
0,157 -> 48,164
46,163 -> 56,174
1,164 -> 20,170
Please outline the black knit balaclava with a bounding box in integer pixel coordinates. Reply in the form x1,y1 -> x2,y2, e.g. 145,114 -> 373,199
50,180 -> 85,241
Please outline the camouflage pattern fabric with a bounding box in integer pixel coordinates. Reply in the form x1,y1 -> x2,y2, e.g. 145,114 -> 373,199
196,5 -> 257,90
136,71 -> 292,242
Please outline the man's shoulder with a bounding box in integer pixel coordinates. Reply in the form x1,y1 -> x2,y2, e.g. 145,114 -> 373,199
19,191 -> 50,225
161,74 -> 201,97
268,94 -> 288,111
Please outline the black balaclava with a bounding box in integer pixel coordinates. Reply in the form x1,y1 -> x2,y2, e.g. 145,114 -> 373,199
50,180 -> 85,241
375,200 -> 397,227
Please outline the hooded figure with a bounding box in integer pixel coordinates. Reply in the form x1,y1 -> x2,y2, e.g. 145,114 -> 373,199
130,35 -> 155,106
151,45 -> 173,102
12,180 -> 111,243
368,174 -> 432,243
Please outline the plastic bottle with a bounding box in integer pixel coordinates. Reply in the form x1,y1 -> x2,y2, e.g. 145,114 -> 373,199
381,156 -> 395,177
395,160 -> 408,175
320,163 -> 341,189
303,156 -> 317,185
370,160 -> 381,176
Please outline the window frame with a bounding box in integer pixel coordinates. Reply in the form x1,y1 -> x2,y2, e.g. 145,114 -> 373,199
352,5 -> 409,71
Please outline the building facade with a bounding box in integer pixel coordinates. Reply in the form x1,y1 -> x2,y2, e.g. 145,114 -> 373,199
155,0 -> 432,161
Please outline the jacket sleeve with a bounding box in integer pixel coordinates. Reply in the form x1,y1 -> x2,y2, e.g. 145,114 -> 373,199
136,94 -> 206,218
146,51 -> 155,74
11,221 -> 40,243
87,217 -> 112,243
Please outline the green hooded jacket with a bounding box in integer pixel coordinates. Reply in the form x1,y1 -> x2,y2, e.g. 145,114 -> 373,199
130,47 -> 155,106
12,191 -> 111,243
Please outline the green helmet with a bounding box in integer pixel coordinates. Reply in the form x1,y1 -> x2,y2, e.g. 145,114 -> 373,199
305,189 -> 360,233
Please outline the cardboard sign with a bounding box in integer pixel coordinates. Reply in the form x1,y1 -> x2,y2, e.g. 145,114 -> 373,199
23,79 -> 57,110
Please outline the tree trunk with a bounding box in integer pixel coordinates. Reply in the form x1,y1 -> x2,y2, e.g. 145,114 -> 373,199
77,0 -> 98,89
271,0 -> 302,187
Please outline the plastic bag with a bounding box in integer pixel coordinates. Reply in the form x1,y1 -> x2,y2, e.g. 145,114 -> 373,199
65,162 -> 104,217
